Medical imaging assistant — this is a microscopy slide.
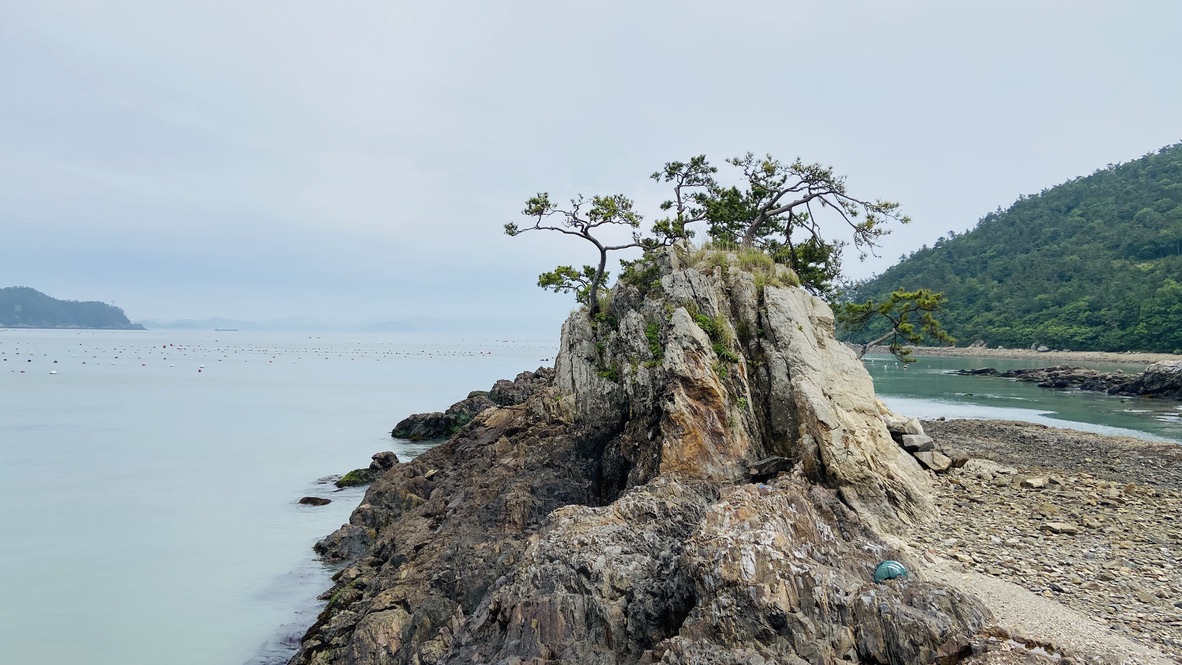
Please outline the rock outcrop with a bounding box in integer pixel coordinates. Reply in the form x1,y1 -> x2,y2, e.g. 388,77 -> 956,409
1116,360 -> 1182,399
292,246 -> 1007,665
957,361 -> 1182,401
391,369 -> 554,441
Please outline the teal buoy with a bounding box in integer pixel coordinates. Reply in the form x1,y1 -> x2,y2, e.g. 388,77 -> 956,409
874,560 -> 908,583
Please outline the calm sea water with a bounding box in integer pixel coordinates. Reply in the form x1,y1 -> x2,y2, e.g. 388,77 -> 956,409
0,329 -> 557,665
2,331 -> 1179,665
866,354 -> 1182,443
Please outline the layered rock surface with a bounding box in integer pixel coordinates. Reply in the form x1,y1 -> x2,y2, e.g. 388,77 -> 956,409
291,247 -> 1010,665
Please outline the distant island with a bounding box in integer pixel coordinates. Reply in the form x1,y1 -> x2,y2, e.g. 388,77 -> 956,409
0,286 -> 144,330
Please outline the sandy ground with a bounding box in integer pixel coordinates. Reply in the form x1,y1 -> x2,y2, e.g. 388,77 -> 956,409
899,345 -> 1180,366
922,559 -> 1173,665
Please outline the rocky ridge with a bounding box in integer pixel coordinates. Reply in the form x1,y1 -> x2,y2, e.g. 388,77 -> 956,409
956,362 -> 1182,401
289,246 -> 1108,665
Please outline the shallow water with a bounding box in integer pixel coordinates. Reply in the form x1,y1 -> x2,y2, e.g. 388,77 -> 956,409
865,354 -> 1182,443
0,329 -> 556,665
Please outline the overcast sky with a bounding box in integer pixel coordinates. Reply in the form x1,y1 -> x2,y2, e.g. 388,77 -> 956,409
2,1 -> 1179,334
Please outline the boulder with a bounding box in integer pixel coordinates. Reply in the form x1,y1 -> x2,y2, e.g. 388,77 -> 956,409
391,394 -> 495,441
901,434 -> 935,452
298,496 -> 331,506
1021,476 -> 1048,489
914,450 -> 953,473
1113,360 -> 1182,399
369,451 -> 400,471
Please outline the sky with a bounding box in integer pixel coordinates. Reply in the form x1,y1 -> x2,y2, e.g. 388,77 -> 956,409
2,0 -> 1179,335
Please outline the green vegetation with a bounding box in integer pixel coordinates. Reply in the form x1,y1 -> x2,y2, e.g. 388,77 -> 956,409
838,288 -> 955,363
0,287 -> 143,329
507,153 -> 909,308
847,142 -> 1182,353
335,468 -> 376,488
645,321 -> 663,360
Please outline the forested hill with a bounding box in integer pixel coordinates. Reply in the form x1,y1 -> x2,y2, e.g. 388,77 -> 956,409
0,287 -> 144,330
848,142 -> 1182,353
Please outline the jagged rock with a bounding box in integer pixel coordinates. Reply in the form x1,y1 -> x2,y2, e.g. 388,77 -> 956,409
904,417 -> 926,436
391,371 -> 555,442
488,368 -> 555,406
391,394 -> 495,441
957,363 -> 1182,402
369,451 -> 400,471
1021,476 -> 1048,489
1114,360 -> 1182,399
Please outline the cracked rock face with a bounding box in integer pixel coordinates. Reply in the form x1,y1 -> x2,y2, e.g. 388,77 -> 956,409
290,247 -> 994,665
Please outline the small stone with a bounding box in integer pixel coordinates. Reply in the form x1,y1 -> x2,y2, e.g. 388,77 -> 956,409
1042,522 -> 1080,535
1037,502 -> 1060,517
1021,476 -> 1049,489
299,496 -> 332,506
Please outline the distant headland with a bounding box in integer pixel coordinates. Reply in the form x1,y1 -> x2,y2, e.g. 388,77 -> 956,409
0,286 -> 144,330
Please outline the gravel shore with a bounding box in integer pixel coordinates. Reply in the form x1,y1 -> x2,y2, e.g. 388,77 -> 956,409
899,345 -> 1180,367
907,419 -> 1182,663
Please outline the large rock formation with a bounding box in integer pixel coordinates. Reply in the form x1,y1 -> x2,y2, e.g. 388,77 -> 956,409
291,247 -> 1000,665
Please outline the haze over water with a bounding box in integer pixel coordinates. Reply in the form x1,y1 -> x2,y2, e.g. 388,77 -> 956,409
1,330 -> 1178,665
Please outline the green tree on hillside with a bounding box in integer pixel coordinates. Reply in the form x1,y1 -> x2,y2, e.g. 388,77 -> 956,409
848,141 -> 1182,353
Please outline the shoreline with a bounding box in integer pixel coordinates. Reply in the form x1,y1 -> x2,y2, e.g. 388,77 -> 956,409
887,344 -> 1180,366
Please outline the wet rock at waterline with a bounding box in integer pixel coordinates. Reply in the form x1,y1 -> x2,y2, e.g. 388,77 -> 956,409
390,369 -> 554,441
957,361 -> 1182,401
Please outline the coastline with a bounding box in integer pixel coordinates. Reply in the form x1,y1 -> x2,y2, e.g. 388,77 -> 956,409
887,344 -> 1180,366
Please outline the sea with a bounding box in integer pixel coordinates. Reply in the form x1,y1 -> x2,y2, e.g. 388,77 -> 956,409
1,329 -> 1179,665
